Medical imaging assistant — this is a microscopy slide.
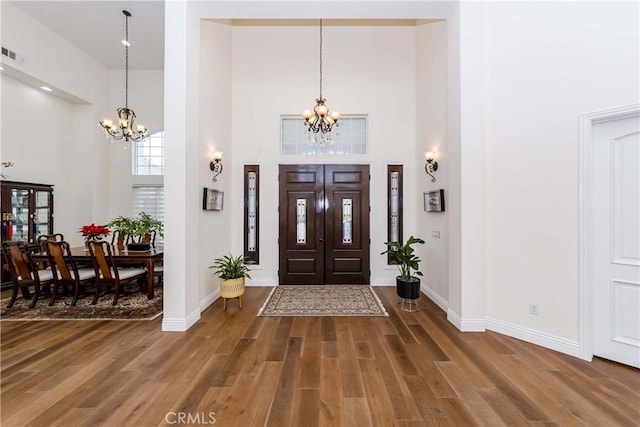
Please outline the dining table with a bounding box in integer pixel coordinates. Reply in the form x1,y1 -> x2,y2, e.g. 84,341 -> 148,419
32,245 -> 163,299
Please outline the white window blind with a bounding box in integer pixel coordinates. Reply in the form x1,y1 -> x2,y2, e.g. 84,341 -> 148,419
132,186 -> 164,243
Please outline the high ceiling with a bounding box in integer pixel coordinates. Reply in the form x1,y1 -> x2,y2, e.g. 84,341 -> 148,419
10,2 -> 428,72
11,1 -> 165,69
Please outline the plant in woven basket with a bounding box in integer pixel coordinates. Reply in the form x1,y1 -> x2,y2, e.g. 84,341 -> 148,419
210,253 -> 253,311
210,253 -> 253,279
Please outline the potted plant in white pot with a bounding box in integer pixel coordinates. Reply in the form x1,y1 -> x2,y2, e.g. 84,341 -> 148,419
210,253 -> 253,311
381,235 -> 425,300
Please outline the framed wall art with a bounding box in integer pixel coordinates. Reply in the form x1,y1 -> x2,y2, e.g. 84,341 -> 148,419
424,189 -> 445,212
203,188 -> 224,211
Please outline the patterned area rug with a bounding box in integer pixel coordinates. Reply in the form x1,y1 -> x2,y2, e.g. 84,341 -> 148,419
0,287 -> 163,321
258,285 -> 388,317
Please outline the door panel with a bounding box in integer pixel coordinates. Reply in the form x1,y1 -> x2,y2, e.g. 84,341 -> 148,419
279,164 -> 370,285
278,165 -> 324,284
325,165 -> 370,284
591,115 -> 640,368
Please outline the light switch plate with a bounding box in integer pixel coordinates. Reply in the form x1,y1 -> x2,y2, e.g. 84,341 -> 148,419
432,230 -> 441,238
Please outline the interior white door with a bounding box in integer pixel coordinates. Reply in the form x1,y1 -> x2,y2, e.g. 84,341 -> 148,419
591,114 -> 640,368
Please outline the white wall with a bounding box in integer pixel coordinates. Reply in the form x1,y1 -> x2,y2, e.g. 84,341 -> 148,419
416,20 -> 449,306
230,24 -> 417,286
482,1 -> 640,341
0,76 -> 78,242
199,20 -> 232,305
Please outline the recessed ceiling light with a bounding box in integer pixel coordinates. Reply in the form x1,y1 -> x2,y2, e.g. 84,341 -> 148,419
121,39 -> 131,47
40,86 -> 53,92
0,65 -> 4,71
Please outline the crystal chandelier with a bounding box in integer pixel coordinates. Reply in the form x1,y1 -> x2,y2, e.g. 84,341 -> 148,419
99,10 -> 148,143
301,19 -> 341,142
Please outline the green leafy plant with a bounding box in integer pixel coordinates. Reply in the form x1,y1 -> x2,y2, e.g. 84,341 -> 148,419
380,235 -> 425,280
209,253 -> 253,280
108,212 -> 164,244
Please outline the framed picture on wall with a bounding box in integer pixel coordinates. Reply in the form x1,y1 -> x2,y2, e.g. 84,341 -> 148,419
203,188 -> 224,211
424,189 -> 445,212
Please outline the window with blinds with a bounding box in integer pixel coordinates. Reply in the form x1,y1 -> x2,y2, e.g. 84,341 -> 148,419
132,186 -> 164,243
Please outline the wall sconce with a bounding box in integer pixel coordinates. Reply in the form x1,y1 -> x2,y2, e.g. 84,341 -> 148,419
424,151 -> 438,182
210,152 -> 223,182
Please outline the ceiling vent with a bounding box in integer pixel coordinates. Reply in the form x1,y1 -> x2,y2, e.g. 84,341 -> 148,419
1,46 -> 25,66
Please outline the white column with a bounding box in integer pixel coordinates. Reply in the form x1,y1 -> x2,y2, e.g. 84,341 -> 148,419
162,0 -> 201,330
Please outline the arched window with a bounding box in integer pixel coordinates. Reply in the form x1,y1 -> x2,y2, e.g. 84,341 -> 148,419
133,131 -> 164,175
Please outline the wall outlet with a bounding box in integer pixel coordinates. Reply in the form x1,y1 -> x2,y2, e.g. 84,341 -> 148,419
529,304 -> 539,315
432,230 -> 441,238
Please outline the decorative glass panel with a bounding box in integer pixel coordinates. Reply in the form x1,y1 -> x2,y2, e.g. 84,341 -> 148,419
296,199 -> 306,244
248,172 -> 257,252
281,116 -> 367,155
342,198 -> 353,244
390,172 -> 400,243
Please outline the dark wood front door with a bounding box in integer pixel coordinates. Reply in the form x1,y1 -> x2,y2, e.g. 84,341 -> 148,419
278,164 -> 370,285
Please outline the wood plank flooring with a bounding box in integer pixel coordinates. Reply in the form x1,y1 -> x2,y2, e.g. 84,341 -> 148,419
1,286 -> 639,426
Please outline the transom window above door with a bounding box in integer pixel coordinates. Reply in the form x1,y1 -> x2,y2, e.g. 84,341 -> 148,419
281,116 -> 367,155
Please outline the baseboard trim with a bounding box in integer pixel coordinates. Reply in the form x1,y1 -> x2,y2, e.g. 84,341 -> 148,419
447,309 -> 486,332
486,317 -> 581,358
420,284 -> 449,313
161,308 -> 201,332
199,288 -> 220,313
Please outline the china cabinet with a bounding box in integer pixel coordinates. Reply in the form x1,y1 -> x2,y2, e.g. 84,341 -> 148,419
1,181 -> 54,285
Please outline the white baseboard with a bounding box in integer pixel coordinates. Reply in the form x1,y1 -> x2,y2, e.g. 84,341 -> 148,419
486,317 -> 581,358
420,284 -> 449,312
199,288 -> 220,313
161,308 -> 201,332
447,309 -> 486,332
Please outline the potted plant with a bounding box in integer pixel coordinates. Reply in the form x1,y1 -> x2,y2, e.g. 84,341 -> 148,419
381,235 -> 425,300
209,253 -> 253,310
107,212 -> 164,251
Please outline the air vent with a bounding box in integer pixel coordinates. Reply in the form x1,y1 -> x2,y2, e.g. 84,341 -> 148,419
1,46 -> 25,66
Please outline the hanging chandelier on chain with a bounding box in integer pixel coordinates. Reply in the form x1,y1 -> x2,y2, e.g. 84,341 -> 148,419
301,19 -> 341,137
99,10 -> 148,144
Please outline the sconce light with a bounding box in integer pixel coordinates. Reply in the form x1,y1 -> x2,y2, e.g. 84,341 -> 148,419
210,152 -> 223,182
424,152 -> 438,182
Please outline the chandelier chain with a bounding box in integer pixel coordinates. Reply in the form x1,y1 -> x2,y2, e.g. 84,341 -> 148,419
319,19 -> 323,100
125,12 -> 129,109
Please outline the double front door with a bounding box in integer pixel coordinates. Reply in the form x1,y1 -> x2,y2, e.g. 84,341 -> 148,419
278,164 -> 370,285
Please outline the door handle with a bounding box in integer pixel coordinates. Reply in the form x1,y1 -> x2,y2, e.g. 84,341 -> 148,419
319,231 -> 324,242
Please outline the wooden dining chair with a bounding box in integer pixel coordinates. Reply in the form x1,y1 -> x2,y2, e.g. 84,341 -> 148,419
46,240 -> 96,306
110,230 -> 128,250
88,240 -> 147,305
37,233 -> 65,250
2,241 -> 55,308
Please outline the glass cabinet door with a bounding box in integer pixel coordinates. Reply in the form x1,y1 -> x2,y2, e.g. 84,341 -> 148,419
10,189 -> 30,241
34,190 -> 52,240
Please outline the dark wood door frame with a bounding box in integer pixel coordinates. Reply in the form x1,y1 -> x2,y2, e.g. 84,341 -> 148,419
278,164 -> 370,285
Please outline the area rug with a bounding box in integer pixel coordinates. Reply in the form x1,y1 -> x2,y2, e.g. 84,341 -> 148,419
258,285 -> 388,317
0,287 -> 163,321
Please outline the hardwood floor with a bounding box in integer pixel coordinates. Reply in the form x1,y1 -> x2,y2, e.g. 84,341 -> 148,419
1,286 -> 639,426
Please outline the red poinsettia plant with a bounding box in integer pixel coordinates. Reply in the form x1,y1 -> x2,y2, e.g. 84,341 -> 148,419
79,223 -> 110,241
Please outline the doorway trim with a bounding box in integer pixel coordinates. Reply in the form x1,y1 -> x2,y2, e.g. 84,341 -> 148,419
578,103 -> 640,361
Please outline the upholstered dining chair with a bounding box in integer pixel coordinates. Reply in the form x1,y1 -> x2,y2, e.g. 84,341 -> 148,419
46,240 -> 96,306
88,240 -> 147,305
2,241 -> 55,308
